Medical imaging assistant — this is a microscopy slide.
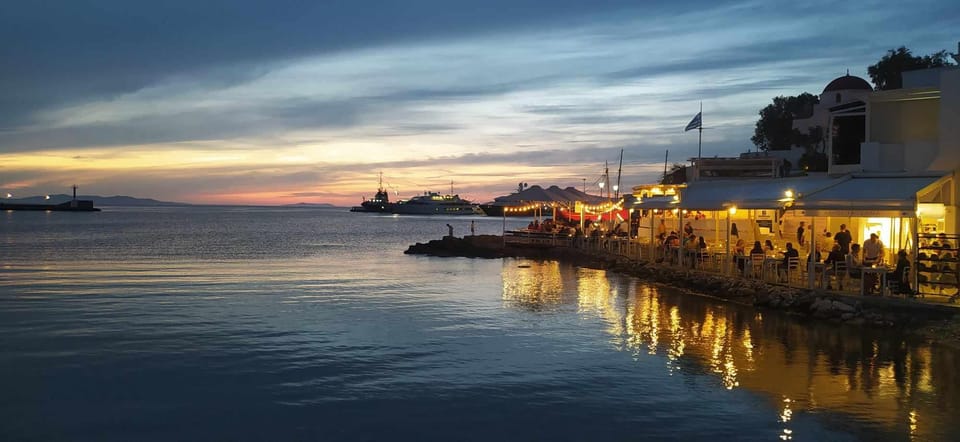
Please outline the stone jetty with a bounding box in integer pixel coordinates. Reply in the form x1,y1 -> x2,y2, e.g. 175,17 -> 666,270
406,235 -> 959,331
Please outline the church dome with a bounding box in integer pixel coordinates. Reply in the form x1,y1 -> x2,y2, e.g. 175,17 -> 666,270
823,74 -> 872,93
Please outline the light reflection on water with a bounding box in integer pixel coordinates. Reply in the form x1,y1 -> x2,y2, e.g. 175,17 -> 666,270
504,257 -> 960,441
1,207 -> 958,440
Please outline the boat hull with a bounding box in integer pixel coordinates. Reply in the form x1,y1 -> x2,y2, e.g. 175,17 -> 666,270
392,204 -> 480,215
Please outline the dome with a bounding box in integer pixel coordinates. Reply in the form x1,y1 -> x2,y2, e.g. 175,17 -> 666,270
823,74 -> 872,93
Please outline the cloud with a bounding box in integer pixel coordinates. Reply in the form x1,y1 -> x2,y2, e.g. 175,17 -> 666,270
2,0 -> 957,204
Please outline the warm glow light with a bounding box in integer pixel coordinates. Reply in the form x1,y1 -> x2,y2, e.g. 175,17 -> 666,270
44,195 -> 50,200
613,185 -> 619,192
784,190 -> 794,199
728,206 -> 737,215
5,193 -> 11,198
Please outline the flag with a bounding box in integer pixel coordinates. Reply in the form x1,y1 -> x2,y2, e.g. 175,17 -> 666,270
684,112 -> 702,132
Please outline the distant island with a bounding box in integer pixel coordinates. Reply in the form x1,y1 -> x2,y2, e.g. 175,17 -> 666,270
5,194 -> 188,207
283,202 -> 338,208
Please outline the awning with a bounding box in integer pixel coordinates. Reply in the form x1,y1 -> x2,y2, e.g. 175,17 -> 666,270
790,174 -> 944,215
491,185 -> 607,204
633,195 -> 678,210
678,176 -> 845,211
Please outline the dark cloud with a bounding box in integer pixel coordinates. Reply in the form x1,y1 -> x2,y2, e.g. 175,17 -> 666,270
3,0 -> 719,127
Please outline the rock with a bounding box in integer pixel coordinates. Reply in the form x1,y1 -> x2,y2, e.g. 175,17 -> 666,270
841,312 -> 855,321
832,301 -> 856,313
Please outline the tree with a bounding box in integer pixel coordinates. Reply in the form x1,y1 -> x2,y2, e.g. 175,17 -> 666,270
867,46 -> 954,90
751,93 -> 819,151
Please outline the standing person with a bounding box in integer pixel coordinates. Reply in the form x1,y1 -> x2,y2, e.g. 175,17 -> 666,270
835,224 -> 853,254
863,233 -> 884,266
470,220 -> 476,236
730,222 -> 739,239
684,222 -> 694,236
657,219 -> 668,237
797,221 -> 806,247
446,223 -> 454,237
862,234 -> 884,294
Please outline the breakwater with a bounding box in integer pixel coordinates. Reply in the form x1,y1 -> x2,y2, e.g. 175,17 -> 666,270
406,234 -> 960,335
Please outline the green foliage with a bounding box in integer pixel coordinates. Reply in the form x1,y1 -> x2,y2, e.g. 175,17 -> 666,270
751,93 -> 820,151
867,46 -> 955,90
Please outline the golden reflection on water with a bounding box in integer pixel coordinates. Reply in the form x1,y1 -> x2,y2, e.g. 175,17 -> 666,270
502,261 -> 960,440
501,261 -> 564,309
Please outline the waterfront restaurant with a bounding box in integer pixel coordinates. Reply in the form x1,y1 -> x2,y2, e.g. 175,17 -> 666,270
632,172 -> 956,298
627,67 -> 960,299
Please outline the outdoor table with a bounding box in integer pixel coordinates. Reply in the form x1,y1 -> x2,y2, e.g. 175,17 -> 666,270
860,266 -> 889,296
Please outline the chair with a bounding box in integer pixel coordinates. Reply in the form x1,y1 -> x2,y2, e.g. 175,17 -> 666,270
830,260 -> 848,290
780,257 -> 800,284
750,253 -> 765,279
887,265 -> 911,297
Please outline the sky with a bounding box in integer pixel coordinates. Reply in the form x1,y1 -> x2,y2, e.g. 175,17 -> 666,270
1,0 -> 957,206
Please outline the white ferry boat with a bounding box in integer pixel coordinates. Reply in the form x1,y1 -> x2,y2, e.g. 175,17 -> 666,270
392,192 -> 481,215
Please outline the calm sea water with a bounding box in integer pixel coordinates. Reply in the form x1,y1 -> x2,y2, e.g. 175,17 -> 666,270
2,207 -> 958,441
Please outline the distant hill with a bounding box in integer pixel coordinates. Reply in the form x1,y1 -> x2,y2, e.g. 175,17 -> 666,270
6,194 -> 188,207
284,202 -> 337,208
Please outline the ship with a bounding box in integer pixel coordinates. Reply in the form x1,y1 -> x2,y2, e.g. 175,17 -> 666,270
392,192 -> 481,215
350,172 -> 394,213
1,185 -> 100,212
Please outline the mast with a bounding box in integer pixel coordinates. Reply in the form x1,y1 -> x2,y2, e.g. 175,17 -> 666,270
615,148 -> 623,200
604,161 -> 610,199
377,171 -> 383,192
663,150 -> 669,182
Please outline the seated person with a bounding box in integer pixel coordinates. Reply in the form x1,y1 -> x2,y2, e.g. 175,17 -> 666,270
938,233 -> 952,249
846,243 -> 863,278
764,240 -> 776,256
734,239 -> 746,256
778,242 -> 800,281
823,244 -> 845,290
749,241 -> 764,256
891,249 -> 913,295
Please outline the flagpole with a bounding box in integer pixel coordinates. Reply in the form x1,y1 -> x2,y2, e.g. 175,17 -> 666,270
697,101 -> 702,163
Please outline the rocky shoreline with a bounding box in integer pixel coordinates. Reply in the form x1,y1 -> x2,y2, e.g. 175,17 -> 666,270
406,235 -> 960,345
